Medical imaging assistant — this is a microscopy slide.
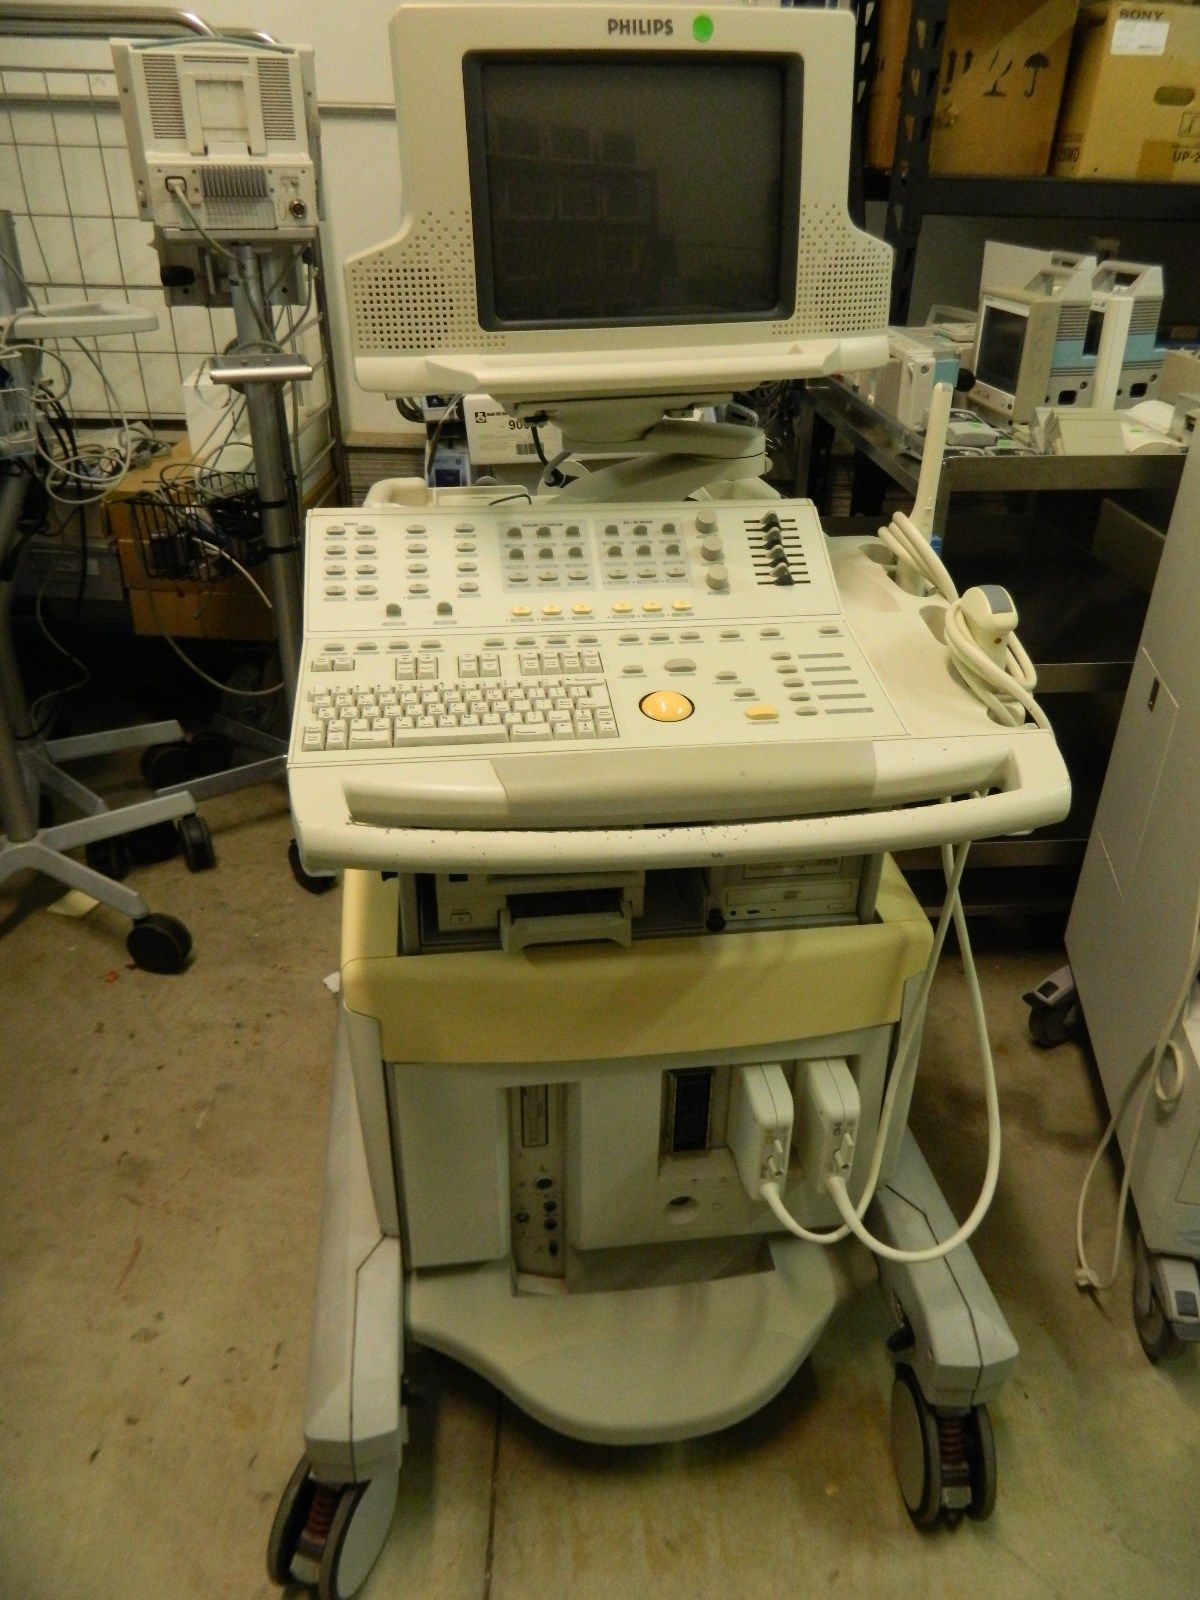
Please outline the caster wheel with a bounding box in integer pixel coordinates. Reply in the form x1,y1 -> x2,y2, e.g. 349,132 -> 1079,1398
965,1403 -> 997,1520
289,838 -> 336,895
890,1365 -> 942,1528
1133,1231 -> 1186,1364
85,835 -> 130,882
141,740 -> 192,790
1028,996 -> 1081,1049
126,912 -> 192,974
178,814 -> 216,872
127,819 -> 184,866
267,1456 -> 318,1586
267,1462 -> 397,1599
187,730 -> 234,778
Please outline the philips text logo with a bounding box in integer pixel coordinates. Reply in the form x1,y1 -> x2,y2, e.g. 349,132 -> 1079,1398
607,17 -> 674,37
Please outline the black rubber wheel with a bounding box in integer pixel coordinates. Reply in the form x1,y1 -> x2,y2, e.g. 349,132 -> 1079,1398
140,740 -> 192,790
267,1456 -> 317,1587
126,912 -> 192,974
289,838 -> 337,895
1133,1230 -> 1186,1364
85,835 -> 131,882
890,1365 -> 942,1528
127,819 -> 183,866
187,730 -> 234,778
1028,997 -> 1081,1049
178,813 -> 216,872
965,1403 -> 997,1520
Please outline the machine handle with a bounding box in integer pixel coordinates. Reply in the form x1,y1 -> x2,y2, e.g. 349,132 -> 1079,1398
294,733 -> 1070,876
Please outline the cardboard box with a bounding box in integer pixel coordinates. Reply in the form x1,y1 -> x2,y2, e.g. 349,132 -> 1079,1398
867,0 -> 1077,175
1053,4 -> 1200,180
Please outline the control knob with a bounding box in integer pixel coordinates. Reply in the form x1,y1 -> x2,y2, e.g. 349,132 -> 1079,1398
706,563 -> 729,590
695,510 -> 719,535
700,534 -> 724,561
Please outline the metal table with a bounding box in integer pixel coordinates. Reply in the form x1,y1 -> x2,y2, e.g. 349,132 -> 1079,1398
797,381 -> 1186,913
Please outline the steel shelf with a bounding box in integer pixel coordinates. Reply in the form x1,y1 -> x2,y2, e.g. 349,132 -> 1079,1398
865,169 -> 1200,221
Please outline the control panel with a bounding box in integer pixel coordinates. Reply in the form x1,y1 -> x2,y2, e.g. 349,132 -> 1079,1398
292,497 -> 905,769
304,500 -> 840,636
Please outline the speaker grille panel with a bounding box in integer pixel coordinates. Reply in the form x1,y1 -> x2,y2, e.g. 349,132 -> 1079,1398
257,58 -> 297,141
143,54 -> 185,141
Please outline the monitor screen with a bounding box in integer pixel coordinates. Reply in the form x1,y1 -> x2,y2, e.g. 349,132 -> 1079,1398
464,53 -> 800,329
976,304 -> 1028,395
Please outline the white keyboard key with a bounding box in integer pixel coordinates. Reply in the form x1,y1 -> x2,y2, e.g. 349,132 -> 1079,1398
438,715 -> 458,729
574,724 -> 596,739
581,651 -> 603,672
561,652 -> 582,673
460,714 -> 481,727
317,707 -> 337,722
371,718 -> 391,733
417,657 -> 437,681
524,711 -> 545,725
311,659 -> 332,672
457,654 -> 479,677
480,654 -> 501,676
395,658 -> 416,680
349,718 -> 369,733
394,726 -> 501,749
349,728 -> 392,749
549,711 -> 573,726
511,722 -> 552,742
482,712 -> 502,726
416,715 -> 437,729
302,725 -> 324,751
325,726 -> 348,751
333,659 -> 354,673
447,701 -> 468,716
518,652 -> 539,674
393,716 -> 415,731
503,713 -> 523,728
553,725 -> 575,739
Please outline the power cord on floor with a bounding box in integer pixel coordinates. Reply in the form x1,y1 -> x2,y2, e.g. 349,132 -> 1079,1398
1074,930 -> 1200,1292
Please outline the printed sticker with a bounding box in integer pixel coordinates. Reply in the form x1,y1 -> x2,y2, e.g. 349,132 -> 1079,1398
1112,18 -> 1170,56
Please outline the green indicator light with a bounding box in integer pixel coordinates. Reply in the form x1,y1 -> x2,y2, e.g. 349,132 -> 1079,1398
693,14 -> 714,42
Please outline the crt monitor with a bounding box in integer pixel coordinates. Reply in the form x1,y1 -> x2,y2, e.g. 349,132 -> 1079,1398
975,300 -> 1030,398
346,2 -> 892,402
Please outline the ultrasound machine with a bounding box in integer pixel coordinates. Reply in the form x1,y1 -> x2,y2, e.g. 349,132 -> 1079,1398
269,6 -> 1071,1594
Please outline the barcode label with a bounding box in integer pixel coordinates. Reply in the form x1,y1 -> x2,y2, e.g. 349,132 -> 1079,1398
515,441 -> 537,457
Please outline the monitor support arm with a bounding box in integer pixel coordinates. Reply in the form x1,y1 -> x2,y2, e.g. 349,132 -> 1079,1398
510,396 -> 770,504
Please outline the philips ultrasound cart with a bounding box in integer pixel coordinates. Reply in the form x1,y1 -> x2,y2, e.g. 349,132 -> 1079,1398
270,7 -> 1072,1595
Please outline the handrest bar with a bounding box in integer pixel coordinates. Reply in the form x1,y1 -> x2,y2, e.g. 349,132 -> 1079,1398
294,733 -> 1070,876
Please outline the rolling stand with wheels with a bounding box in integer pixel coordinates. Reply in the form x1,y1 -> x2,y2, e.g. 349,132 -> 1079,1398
0,219 -> 210,971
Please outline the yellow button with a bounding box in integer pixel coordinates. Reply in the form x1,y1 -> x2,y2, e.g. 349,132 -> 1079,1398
511,604 -> 532,617
640,689 -> 694,723
541,604 -> 562,616
613,601 -> 633,614
744,703 -> 780,722
572,603 -> 592,615
671,599 -> 693,613
642,600 -> 663,614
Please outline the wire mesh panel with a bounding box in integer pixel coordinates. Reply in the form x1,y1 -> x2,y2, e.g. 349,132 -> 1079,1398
0,40 -> 342,504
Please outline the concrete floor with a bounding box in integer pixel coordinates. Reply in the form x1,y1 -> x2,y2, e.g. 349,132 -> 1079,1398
1,782 -> 1198,1600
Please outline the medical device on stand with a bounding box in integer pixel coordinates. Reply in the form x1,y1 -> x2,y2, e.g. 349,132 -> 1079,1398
270,7 -> 1071,1595
1026,434 -> 1200,1363
0,212 -> 213,973
971,244 -> 1099,423
110,36 -> 332,890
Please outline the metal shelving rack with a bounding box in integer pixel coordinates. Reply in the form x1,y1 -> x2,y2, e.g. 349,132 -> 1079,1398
860,0 -> 1200,321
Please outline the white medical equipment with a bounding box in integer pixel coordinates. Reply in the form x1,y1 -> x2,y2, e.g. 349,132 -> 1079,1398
111,38 -> 326,866
1087,260 -> 1164,412
271,7 -> 1071,1595
1026,434 -> 1200,1362
971,244 -> 1099,424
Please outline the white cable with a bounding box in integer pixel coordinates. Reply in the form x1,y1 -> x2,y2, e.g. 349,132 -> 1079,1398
1074,929 -> 1200,1291
424,396 -> 464,482
144,588 -> 282,696
190,538 -> 273,611
168,184 -> 237,264
878,506 -> 1051,732
761,834 -> 992,1259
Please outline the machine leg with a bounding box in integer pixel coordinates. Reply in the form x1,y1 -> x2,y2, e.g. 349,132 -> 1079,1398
871,1132 -> 1016,1527
1133,1230 -> 1200,1363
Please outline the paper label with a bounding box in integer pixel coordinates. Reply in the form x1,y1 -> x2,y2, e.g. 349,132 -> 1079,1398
1112,17 -> 1170,55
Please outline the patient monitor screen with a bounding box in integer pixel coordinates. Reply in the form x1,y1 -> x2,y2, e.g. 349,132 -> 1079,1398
976,304 -> 1028,396
464,54 -> 799,327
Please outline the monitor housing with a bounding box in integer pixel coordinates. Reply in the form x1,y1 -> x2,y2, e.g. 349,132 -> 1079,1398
113,39 -> 322,246
1088,261 -> 1164,410
971,244 -> 1098,423
346,2 -> 891,412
